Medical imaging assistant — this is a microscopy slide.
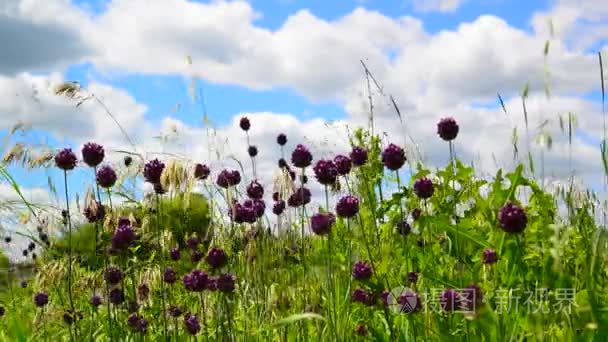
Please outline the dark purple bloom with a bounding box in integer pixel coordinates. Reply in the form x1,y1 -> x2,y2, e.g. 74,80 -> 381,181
143,159 -> 165,184
287,187 -> 311,207
81,142 -> 105,167
310,212 -> 335,235
186,237 -> 200,250
437,117 -> 459,141
182,270 -> 209,292
396,221 -> 411,236
381,143 -> 406,170
164,267 -> 177,284
350,146 -> 368,166
109,289 -> 125,305
398,291 -> 422,313
413,177 -> 434,199
137,318 -> 148,333
407,271 -> 419,284
246,180 -> 264,199
278,158 -> 288,169
84,201 -> 105,223
334,155 -> 352,175
277,133 -> 287,146
233,202 -> 257,224
253,199 -> 265,217
239,117 -> 250,131
216,169 -> 241,188
207,276 -> 218,291
170,247 -> 181,261
498,203 -> 527,233
440,289 -> 461,312
96,165 -> 117,188
184,314 -> 201,335
461,284 -> 483,312
168,305 -> 183,317
124,156 -> 132,167
55,148 -> 78,170
104,266 -> 123,285
352,261 -> 372,280
351,288 -> 374,306
128,313 -> 140,329
248,145 -> 258,157
380,290 -> 390,306
483,248 -> 498,264
291,144 -> 313,168
336,195 -> 359,218
191,250 -> 203,263
194,164 -> 210,180
112,221 -> 137,251
90,295 -> 102,307
206,248 -> 228,269
313,159 -> 338,185
355,324 -> 368,336
272,200 -> 285,215
217,273 -> 236,293
411,208 -> 422,221
34,292 -> 49,307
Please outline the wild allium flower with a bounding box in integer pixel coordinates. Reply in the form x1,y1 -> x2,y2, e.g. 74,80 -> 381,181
248,145 -> 258,157
272,200 -> 286,215
350,146 -> 368,166
380,290 -> 390,306
482,248 -> 498,264
109,288 -> 125,305
246,180 -> 264,199
396,221 -> 411,236
81,142 -> 105,167
186,237 -> 200,250
355,324 -> 368,336
206,248 -> 228,269
55,148 -> 78,170
411,208 -> 422,221
310,212 -> 335,235
334,155 -> 352,175
461,284 -> 483,311
381,143 -> 406,170
34,292 -> 49,307
233,202 -> 257,223
194,163 -> 210,180
440,289 -> 461,312
191,250 -> 203,263
184,314 -> 201,335
137,318 -> 148,333
278,158 -> 288,169
170,248 -> 181,261
498,203 -> 528,233
253,199 -> 265,217
287,187 -> 311,207
351,288 -> 374,306
128,313 -> 140,329
104,266 -> 123,285
398,291 -> 422,313
277,133 -> 287,146
407,271 -> 419,284
96,165 -> 117,188
163,267 -> 177,284
206,276 -> 218,291
437,117 -> 459,141
352,261 -> 372,280
168,305 -> 183,317
336,195 -> 359,218
112,220 -> 137,251
217,273 -> 236,293
313,159 -> 338,185
143,159 -> 165,184
291,144 -> 313,168
413,177 -> 434,199
216,169 -> 241,188
183,270 -> 209,292
124,156 -> 132,167
90,295 -> 102,307
239,117 -> 251,131
84,201 -> 105,223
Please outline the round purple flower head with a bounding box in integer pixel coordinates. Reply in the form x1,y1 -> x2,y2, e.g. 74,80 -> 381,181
334,155 -> 352,175
398,291 -> 422,313
336,195 -> 359,218
217,273 -> 237,293
194,163 -> 210,180
246,180 -> 264,199
34,292 -> 49,307
244,199 -> 265,218
163,267 -> 177,284
278,158 -> 288,169
352,261 -> 372,280
184,314 -> 201,335
81,142 -> 105,167
109,288 -> 125,305
96,165 -> 117,188
170,247 -> 181,261
248,145 -> 258,157
277,133 -> 287,146
239,117 -> 250,131
461,283 -> 483,311
112,220 -> 137,251
90,295 -> 102,307
205,248 -> 228,269
143,159 -> 165,184
413,177 -> 434,199
381,143 -> 406,171
137,318 -> 148,333
437,117 -> 459,141
288,187 -> 311,207
311,212 -> 335,236
407,271 -> 419,284
313,159 -> 338,185
498,202 -> 527,233
191,250 -> 203,263
483,248 -> 498,264
182,270 -> 209,292
441,289 -> 461,312
396,221 -> 411,236
351,288 -> 374,306
104,266 -> 123,285
186,236 -> 199,250
233,202 -> 257,223
168,305 -> 183,318
128,313 -> 140,329
216,169 -> 241,188
355,324 -> 368,336
350,146 -> 368,166
272,200 -> 286,215
55,148 -> 78,171
291,144 -> 313,168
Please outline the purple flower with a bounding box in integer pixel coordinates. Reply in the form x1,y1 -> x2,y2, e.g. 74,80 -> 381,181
124,156 -> 132,167
407,271 -> 419,284
334,155 -> 352,175
96,165 -> 117,188
460,284 -> 483,312
248,145 -> 258,157
217,273 -> 237,293
350,146 -> 368,166
336,195 -> 359,218
287,187 -> 311,207
90,295 -> 102,307
310,212 -> 335,236
168,305 -> 183,317
109,288 -> 125,305
182,270 -> 209,292
128,313 -> 140,329
355,324 -> 368,336
437,117 -> 459,141
239,117 -> 251,131
352,261 -> 372,280
277,133 -> 287,146
170,247 -> 181,261
143,159 -> 165,184
55,148 -> 78,171
351,288 -> 374,306
137,318 -> 148,333
194,164 -> 210,180
206,248 -> 228,269
34,292 -> 49,307
498,202 -> 527,233
104,266 -> 123,285
411,208 -> 422,221
398,291 -> 422,313
440,289 -> 461,312
191,250 -> 203,263
380,290 -> 390,306
413,177 -> 434,199
278,158 -> 288,169
163,267 -> 177,284
81,142 -> 105,167
184,314 -> 201,335
483,248 -> 498,264
216,169 -> 241,188
313,159 -> 338,185
291,144 -> 313,168
112,220 -> 137,251
207,276 -> 218,291
396,221 -> 411,236
186,237 -> 200,250
272,200 -> 286,215
233,202 -> 257,224
84,201 -> 105,223
246,180 -> 264,199
381,143 -> 406,170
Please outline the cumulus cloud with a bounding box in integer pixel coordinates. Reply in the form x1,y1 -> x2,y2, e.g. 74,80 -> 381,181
412,0 -> 465,13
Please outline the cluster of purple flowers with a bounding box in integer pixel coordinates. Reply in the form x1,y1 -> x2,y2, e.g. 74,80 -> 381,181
194,163 -> 210,180
112,218 -> 137,251
352,261 -> 372,280
216,169 -> 241,188
287,187 -> 311,207
310,212 -> 335,236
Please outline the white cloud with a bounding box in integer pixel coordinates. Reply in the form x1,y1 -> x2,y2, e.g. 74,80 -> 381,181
412,0 -> 464,13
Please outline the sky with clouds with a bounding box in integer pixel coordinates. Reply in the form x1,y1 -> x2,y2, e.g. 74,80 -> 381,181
0,0 -> 607,243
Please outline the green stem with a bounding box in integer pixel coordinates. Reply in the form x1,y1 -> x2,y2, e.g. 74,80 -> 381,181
63,170 -> 76,340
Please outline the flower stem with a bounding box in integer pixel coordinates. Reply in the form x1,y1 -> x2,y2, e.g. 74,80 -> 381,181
63,170 -> 76,340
